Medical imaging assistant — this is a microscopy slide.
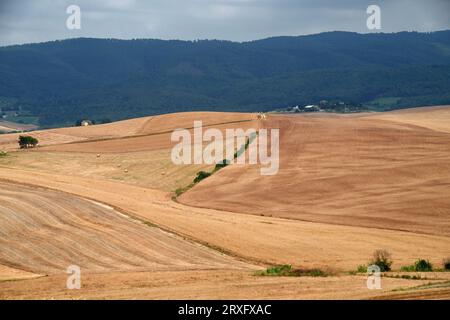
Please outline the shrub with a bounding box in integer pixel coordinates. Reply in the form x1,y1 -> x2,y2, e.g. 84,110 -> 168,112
264,264 -> 292,276
193,171 -> 211,183
257,265 -> 328,277
357,265 -> 367,273
444,257 -> 450,271
173,169 -> 213,198
414,259 -> 433,272
400,265 -> 415,272
174,184 -> 192,197
175,188 -> 184,197
0,151 -> 7,157
18,135 -> 38,149
370,249 -> 393,272
401,259 -> 433,272
214,159 -> 229,171
295,269 -> 328,277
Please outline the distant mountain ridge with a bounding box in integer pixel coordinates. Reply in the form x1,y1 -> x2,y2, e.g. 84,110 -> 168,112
1,30 -> 449,127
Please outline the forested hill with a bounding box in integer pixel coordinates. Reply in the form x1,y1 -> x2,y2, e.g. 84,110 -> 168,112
1,30 -> 450,127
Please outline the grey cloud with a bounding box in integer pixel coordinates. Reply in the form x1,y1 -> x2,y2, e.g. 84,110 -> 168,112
0,0 -> 449,46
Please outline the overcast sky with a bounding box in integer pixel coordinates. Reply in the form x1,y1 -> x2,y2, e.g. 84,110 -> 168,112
0,0 -> 449,46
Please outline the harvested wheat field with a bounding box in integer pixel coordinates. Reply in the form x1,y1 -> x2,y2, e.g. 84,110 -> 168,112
180,107 -> 450,236
1,167 -> 447,272
0,149 -> 212,192
3,269 -> 450,300
0,112 -> 258,191
0,112 -> 257,152
0,265 -> 41,282
0,108 -> 449,299
0,181 -> 251,275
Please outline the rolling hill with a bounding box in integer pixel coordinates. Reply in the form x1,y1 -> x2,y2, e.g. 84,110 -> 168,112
0,107 -> 449,299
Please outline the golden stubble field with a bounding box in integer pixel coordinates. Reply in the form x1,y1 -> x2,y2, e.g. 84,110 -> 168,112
0,108 -> 449,299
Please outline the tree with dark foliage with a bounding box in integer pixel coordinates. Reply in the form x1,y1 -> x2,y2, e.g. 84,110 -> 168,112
18,135 -> 38,149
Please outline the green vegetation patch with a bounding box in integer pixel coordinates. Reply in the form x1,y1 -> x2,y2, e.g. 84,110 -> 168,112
401,259 -> 433,272
173,135 -> 255,197
386,274 -> 424,280
356,265 -> 368,273
256,264 -> 328,277
193,171 -> 211,183
443,257 -> 450,271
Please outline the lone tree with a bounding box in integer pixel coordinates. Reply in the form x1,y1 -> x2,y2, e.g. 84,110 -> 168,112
18,135 -> 38,149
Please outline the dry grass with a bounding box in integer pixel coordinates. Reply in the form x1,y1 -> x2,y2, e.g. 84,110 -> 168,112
0,150 -> 212,192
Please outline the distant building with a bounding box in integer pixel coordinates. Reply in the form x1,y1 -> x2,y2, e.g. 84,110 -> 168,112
80,120 -> 92,126
257,112 -> 267,120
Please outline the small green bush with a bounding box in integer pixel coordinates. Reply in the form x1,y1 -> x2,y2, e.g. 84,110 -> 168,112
257,265 -> 328,277
401,259 -> 433,272
175,188 -> 184,197
414,259 -> 433,272
296,269 -> 328,277
265,264 -> 292,276
370,249 -> 393,272
174,184 -> 193,197
443,257 -> 450,271
400,265 -> 415,272
214,159 -> 229,171
194,171 -> 211,183
357,265 -> 367,273
0,151 -> 7,157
